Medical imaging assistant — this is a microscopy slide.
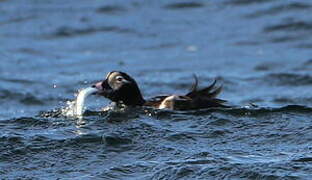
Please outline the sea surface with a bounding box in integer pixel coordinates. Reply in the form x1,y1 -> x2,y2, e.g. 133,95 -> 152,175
1,0 -> 312,179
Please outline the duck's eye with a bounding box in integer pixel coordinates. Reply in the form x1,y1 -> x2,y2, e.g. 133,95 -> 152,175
116,76 -> 124,82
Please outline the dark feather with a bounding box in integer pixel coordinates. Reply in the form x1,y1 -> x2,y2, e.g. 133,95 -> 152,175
185,76 -> 228,108
199,79 -> 217,95
206,85 -> 223,98
186,78 -> 218,98
189,74 -> 198,93
213,98 -> 227,104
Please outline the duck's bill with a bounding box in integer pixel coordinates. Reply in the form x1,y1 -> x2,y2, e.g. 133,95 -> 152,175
92,81 -> 113,96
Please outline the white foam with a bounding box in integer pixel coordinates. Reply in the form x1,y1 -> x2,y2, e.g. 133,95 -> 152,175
75,87 -> 97,116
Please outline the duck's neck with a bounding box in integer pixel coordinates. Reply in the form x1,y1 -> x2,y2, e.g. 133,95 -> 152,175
118,85 -> 146,106
122,93 -> 145,106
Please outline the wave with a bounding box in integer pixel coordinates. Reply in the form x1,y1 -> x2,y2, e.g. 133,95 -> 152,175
245,2 -> 312,19
259,73 -> 312,86
164,2 -> 204,10
48,26 -> 136,38
37,104 -> 312,119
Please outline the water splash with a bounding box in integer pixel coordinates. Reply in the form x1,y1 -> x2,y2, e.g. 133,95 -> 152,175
60,99 -> 78,117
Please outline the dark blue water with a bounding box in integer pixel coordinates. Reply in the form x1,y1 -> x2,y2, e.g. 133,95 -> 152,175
1,0 -> 312,179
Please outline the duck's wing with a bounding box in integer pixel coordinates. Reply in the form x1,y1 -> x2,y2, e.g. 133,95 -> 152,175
144,95 -> 170,108
144,76 -> 229,110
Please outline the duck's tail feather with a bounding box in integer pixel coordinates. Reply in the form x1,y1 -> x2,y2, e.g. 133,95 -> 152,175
186,77 -> 220,98
186,76 -> 229,108
213,98 -> 227,104
206,85 -> 223,99
199,79 -> 217,95
189,74 -> 198,93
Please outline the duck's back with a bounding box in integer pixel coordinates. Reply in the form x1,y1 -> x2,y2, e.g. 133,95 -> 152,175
144,78 -> 228,110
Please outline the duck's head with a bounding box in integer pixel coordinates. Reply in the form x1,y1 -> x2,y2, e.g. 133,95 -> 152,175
92,71 -> 145,106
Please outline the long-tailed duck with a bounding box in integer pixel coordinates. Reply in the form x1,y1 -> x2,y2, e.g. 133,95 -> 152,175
92,71 -> 228,110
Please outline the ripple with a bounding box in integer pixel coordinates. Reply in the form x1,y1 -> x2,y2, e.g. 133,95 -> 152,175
293,157 -> 312,162
294,59 -> 312,70
102,135 -> 132,146
164,2 -> 204,10
264,73 -> 312,86
20,95 -> 45,105
183,105 -> 312,118
49,26 -> 136,38
6,117 -> 51,126
253,62 -> 281,71
66,133 -> 104,145
264,21 -> 312,32
297,43 -> 312,49
98,161 -> 157,179
0,77 -> 36,85
224,0 -> 275,6
245,2 -> 312,18
165,132 -> 196,142
269,35 -> 304,43
0,89 -> 45,105
207,118 -> 232,126
0,135 -> 25,160
96,5 -> 127,15
0,89 -> 23,99
273,97 -> 312,105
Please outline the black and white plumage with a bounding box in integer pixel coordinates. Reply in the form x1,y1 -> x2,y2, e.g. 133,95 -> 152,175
92,71 -> 228,110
